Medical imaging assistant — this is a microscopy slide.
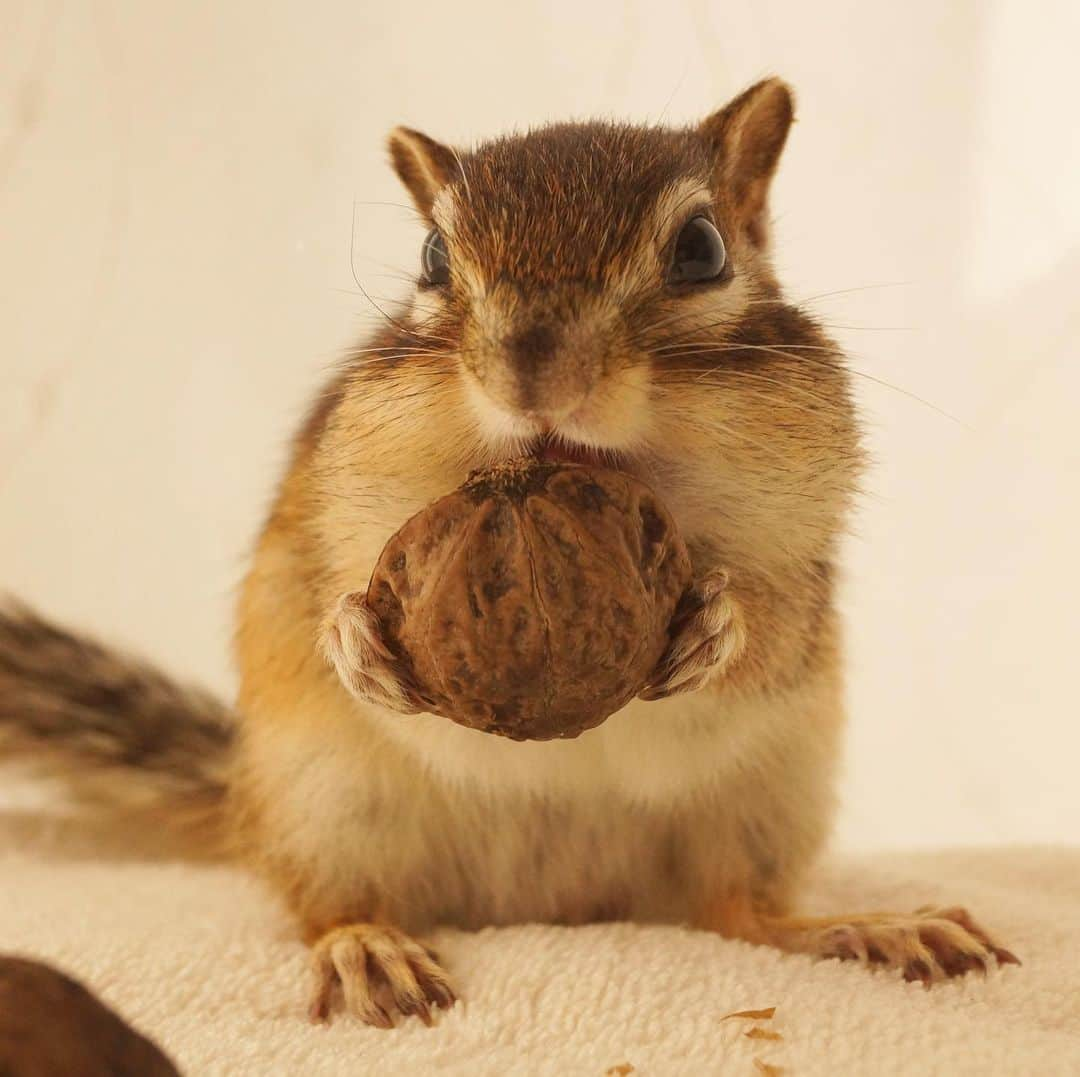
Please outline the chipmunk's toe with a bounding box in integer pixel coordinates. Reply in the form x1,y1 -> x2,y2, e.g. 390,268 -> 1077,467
309,923 -> 456,1027
640,570 -> 745,699
321,592 -> 425,714
812,907 -> 1017,985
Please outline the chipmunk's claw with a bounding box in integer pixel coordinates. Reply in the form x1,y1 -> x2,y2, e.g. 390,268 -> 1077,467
308,923 -> 457,1028
810,906 -> 1018,984
640,569 -> 746,700
322,592 -> 424,714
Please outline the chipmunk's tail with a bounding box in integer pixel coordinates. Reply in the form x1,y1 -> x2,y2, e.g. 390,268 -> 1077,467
0,600 -> 234,849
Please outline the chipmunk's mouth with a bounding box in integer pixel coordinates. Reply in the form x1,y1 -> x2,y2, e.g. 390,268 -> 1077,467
527,435 -> 637,476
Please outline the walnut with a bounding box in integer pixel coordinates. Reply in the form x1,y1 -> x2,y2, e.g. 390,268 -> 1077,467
0,956 -> 181,1077
367,459 -> 691,740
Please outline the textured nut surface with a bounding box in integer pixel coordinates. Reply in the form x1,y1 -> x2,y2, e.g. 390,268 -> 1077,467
0,956 -> 181,1077
367,459 -> 692,740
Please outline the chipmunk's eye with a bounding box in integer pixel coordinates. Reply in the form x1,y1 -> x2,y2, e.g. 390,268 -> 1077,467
668,216 -> 726,285
421,228 -> 450,286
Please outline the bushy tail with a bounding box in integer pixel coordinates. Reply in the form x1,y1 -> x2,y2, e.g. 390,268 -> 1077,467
0,600 -> 234,846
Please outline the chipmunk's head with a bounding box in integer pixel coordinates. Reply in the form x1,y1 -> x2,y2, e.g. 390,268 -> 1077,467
388,79 -> 799,445
328,80 -> 860,570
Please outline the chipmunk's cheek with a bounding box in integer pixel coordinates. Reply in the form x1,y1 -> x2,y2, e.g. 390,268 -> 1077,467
644,273 -> 753,356
554,360 -> 654,452
405,290 -> 446,323
460,370 -> 543,446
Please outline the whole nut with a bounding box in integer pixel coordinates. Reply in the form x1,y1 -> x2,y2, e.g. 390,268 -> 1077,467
367,459 -> 691,740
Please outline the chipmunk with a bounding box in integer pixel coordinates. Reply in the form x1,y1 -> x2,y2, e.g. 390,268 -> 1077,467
0,78 -> 1018,1028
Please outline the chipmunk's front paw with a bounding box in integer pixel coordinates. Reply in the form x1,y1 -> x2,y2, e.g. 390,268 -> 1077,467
640,569 -> 746,700
321,592 -> 423,714
308,923 -> 456,1027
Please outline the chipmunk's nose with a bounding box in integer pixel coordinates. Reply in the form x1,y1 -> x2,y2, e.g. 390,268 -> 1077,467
504,323 -> 569,414
505,323 -> 558,376
463,287 -> 607,422
487,318 -> 591,419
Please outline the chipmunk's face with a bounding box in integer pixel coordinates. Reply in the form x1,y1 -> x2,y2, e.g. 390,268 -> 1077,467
338,80 -> 860,569
419,137 -> 740,459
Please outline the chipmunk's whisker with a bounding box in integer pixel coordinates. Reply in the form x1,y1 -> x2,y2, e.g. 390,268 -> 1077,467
746,280 -> 909,310
658,340 -> 963,426
659,369 -> 842,417
626,305 -> 741,345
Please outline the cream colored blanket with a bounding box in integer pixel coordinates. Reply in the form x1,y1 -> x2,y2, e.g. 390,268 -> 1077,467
0,810 -> 1075,1076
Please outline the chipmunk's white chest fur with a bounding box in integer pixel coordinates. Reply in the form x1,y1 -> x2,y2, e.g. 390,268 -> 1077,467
369,689 -> 773,805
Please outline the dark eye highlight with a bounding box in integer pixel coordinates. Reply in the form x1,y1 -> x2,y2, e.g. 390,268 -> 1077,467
421,229 -> 450,286
667,216 -> 726,285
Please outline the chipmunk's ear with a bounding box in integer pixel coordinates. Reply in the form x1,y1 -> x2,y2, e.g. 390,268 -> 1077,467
699,78 -> 794,247
387,127 -> 462,218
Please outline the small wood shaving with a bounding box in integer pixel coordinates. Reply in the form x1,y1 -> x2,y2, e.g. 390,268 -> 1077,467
745,1028 -> 783,1041
605,1065 -> 634,1076
722,1006 -> 777,1021
753,1061 -> 783,1075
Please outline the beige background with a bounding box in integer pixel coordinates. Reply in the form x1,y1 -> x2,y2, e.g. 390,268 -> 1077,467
1,0 -> 1077,851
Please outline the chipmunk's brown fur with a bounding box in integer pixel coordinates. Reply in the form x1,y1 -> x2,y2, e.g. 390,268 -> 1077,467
0,79 -> 1017,1028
